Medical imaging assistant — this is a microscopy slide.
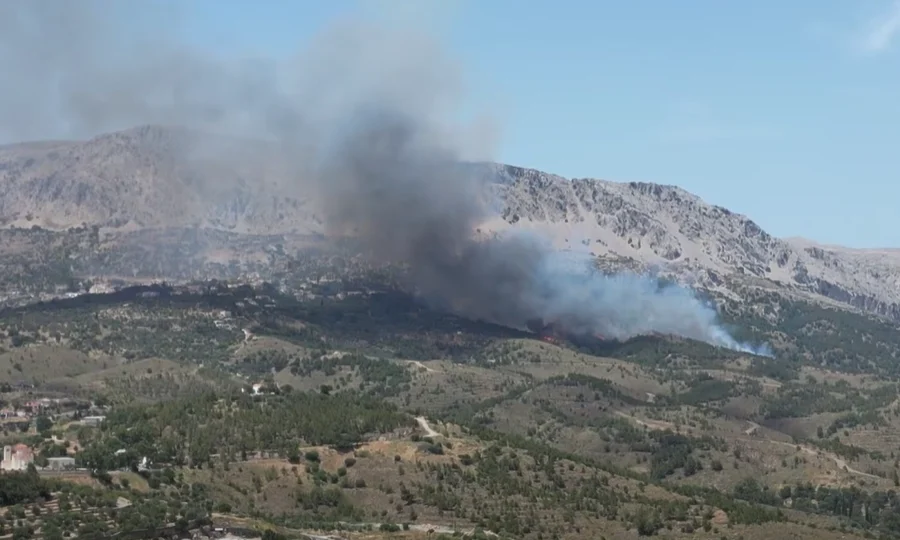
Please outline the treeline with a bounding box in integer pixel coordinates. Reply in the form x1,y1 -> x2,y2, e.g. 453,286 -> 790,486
720,289 -> 900,377
572,334 -> 744,370
0,468 -> 52,506
450,422 -> 786,536
545,373 -> 644,405
528,375 -> 727,481
674,374 -> 735,406
0,468 -> 209,538
77,390 -> 414,471
761,382 -> 897,420
289,352 -> 412,397
415,445 -> 625,537
780,482 -> 900,535
233,349 -> 294,376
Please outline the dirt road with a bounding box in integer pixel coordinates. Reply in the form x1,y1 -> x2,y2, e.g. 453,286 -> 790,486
757,437 -> 880,479
616,413 -> 880,481
407,360 -> 436,372
415,416 -> 440,438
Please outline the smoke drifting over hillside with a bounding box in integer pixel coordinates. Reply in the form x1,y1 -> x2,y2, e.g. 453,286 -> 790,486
0,1 -> 768,353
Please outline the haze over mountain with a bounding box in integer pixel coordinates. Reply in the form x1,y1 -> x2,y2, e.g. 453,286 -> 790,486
2,1 -> 898,354
2,124 -> 900,328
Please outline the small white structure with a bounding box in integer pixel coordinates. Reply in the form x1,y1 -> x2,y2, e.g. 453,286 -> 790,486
46,456 -> 76,471
242,383 -> 266,395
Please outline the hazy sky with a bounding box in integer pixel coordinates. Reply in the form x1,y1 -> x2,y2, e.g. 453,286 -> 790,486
76,1 -> 900,247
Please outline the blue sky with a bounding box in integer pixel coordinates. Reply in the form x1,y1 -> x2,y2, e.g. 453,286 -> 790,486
179,0 -> 900,248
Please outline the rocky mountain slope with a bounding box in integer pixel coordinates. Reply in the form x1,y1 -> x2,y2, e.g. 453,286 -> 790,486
2,125 -> 899,323
484,163 -> 900,321
0,125 -> 320,234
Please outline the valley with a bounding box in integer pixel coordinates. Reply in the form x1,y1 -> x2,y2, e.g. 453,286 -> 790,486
1,270 -> 900,539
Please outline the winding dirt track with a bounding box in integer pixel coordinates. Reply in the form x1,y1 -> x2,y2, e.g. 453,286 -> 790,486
415,416 -> 440,438
614,412 -> 881,480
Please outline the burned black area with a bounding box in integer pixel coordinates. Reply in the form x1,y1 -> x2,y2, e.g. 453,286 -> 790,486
0,278 -> 530,362
0,268 -> 748,367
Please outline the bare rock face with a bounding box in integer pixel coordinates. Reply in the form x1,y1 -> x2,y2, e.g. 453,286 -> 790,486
486,164 -> 900,323
2,126 -> 900,323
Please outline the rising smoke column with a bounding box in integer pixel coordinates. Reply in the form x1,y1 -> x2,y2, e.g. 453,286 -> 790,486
0,1 -> 768,354
310,106 -> 768,352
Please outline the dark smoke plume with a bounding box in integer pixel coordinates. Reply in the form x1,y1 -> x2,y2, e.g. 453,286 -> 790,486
0,1 -> 769,354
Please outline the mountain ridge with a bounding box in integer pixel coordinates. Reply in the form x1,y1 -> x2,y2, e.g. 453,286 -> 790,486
2,125 -> 899,324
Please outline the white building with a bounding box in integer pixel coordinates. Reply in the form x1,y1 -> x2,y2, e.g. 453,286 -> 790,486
1,444 -> 34,471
